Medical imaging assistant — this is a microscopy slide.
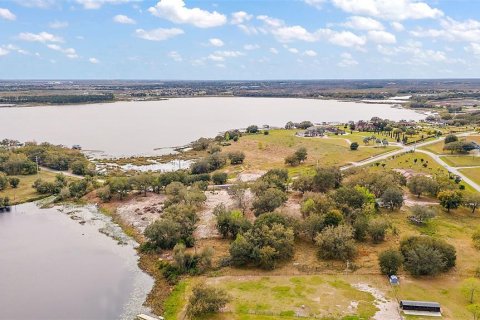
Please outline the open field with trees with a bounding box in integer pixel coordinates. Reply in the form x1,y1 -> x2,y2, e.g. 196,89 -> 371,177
3,117 -> 480,320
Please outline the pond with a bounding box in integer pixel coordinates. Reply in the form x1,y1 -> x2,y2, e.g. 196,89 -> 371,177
0,202 -> 154,320
0,97 -> 425,158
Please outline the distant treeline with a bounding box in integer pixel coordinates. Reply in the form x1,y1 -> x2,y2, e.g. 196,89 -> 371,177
0,93 -> 114,104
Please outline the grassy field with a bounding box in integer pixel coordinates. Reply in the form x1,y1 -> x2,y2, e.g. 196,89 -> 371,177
0,170 -> 61,204
459,167 -> 480,185
440,155 -> 480,167
222,130 -> 399,175
421,135 -> 480,155
370,151 -> 446,175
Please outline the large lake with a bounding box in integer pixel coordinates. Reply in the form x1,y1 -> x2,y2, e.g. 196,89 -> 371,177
0,202 -> 154,320
0,97 -> 425,157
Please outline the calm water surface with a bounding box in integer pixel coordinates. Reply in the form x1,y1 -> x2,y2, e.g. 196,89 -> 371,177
0,97 -> 425,157
0,202 -> 153,320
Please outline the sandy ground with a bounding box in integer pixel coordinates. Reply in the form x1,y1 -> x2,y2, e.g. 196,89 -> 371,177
116,193 -> 166,233
404,193 -> 439,207
194,190 -> 235,239
353,283 -> 401,320
237,171 -> 266,182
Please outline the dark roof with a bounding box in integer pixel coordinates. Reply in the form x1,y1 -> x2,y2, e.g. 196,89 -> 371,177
400,300 -> 440,308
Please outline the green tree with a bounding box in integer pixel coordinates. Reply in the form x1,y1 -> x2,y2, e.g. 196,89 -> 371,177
350,142 -> 359,150
465,193 -> 480,214
381,187 -> 404,211
294,147 -> 308,162
312,167 -> 342,193
378,249 -> 403,275
292,175 -> 314,194
438,190 -> 463,212
284,154 -> 300,166
444,134 -> 459,144
252,188 -> 287,216
462,278 -> 480,304
246,125 -> 259,134
467,304 -> 480,320
315,225 -> 356,261
407,175 -> 439,198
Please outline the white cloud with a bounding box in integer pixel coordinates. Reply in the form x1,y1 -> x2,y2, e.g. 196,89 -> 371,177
15,0 -> 56,8
257,15 -> 366,49
0,8 -> 16,21
113,14 -> 136,24
0,48 -> 9,57
89,57 -> 100,64
304,0 -> 325,9
338,52 -> 358,67
49,21 -> 69,29
209,38 -> 224,47
76,0 -> 140,10
208,54 -> 224,62
288,47 -> 299,54
269,47 -> 279,54
231,11 -> 252,25
135,28 -> 184,41
331,0 -> 443,21
18,32 -> 63,43
465,43 -> 480,55
244,44 -> 259,50
411,18 -> 480,43
47,44 -> 79,59
391,22 -> 405,31
376,41 -> 447,64
3,44 -> 29,55
368,30 -> 396,44
328,30 -> 366,47
148,0 -> 226,28
303,49 -> 317,57
215,50 -> 244,58
168,51 -> 182,61
343,16 -> 384,30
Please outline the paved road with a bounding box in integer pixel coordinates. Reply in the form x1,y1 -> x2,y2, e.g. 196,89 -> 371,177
341,131 -> 480,193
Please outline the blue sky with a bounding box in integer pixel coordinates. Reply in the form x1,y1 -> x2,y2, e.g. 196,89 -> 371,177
0,0 -> 480,79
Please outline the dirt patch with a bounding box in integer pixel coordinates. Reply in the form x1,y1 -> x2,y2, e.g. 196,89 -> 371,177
195,190 -> 235,240
116,193 -> 166,233
353,283 -> 401,320
281,195 -> 302,218
237,171 -> 266,182
403,194 -> 439,207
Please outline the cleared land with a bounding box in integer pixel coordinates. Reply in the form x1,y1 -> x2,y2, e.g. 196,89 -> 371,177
222,130 -> 399,175
420,135 -> 480,155
440,155 -> 480,167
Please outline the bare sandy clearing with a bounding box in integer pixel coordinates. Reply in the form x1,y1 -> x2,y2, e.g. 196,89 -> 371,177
116,194 -> 166,233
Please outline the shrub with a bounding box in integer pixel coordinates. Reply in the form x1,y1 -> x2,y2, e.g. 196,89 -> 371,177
473,229 -> 480,250
378,249 -> 403,275
410,205 -> 436,224
444,134 -> 459,144
212,172 -> 228,185
368,218 -> 389,243
228,151 -> 245,165
292,176 -> 314,194
191,137 -> 211,151
400,236 -> 456,276
0,173 -> 7,191
312,167 -> 342,192
216,208 -> 251,239
8,177 -> 20,188
315,225 -> 356,261
186,283 -> 230,319
350,142 -> 359,150
284,154 -> 300,166
294,147 -> 308,162
97,186 -> 112,202
246,125 -> 259,134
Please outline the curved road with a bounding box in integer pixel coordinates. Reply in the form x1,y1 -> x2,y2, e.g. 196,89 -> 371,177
341,132 -> 480,192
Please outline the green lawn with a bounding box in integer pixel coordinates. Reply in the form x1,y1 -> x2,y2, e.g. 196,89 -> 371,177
440,155 -> 480,167
459,167 -> 480,186
0,170 -> 60,204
